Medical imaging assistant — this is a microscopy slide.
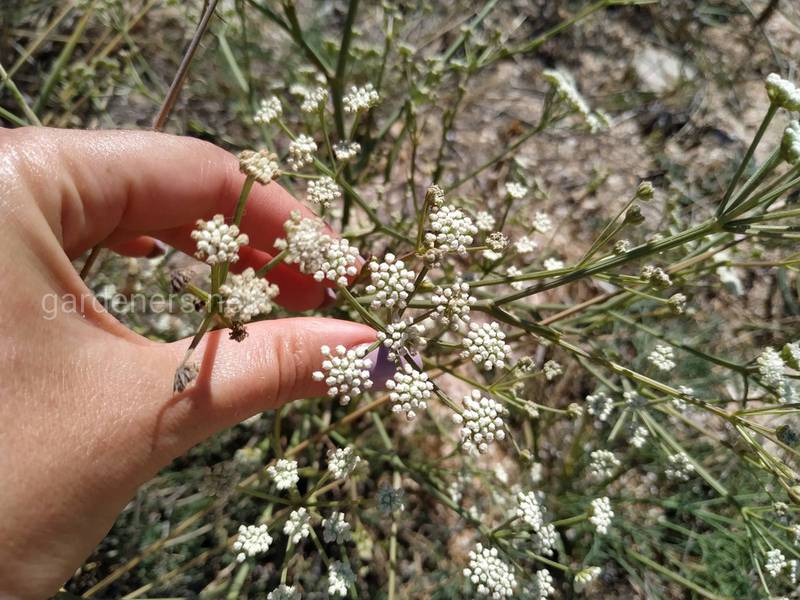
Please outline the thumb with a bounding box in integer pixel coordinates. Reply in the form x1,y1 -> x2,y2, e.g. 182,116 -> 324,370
144,317 -> 378,460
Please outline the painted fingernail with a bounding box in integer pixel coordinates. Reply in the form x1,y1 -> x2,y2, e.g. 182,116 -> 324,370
148,240 -> 167,258
366,345 -> 395,390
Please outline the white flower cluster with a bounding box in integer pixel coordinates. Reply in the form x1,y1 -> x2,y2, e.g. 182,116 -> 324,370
543,257 -> 564,271
191,214 -> 249,265
641,264 -> 672,288
334,141 -> 361,161
516,490 -> 545,529
453,390 -> 508,454
328,561 -> 355,597
254,96 -> 282,124
377,484 -> 406,514
475,211 -> 496,231
307,176 -> 341,208
515,235 -> 538,254
300,85 -> 327,112
313,344 -> 373,405
533,211 -> 552,234
426,203 -> 478,256
275,211 -> 359,286
323,511 -> 352,544
505,182 -> 528,199
366,253 -> 416,311
283,507 -> 311,544
629,424 -> 649,448
589,449 -> 620,479
586,391 -> 613,422
343,82 -> 380,112
461,322 -> 510,370
784,341 -> 800,369
378,320 -> 425,362
238,149 -> 280,184
505,266 -> 526,290
589,497 -> 614,535
766,73 -> 800,110
233,523 -> 272,562
648,344 -> 676,372
386,363 -> 433,420
574,566 -> 601,593
765,548 -> 787,577
516,491 -> 558,554
219,267 -> 279,323
665,452 -> 695,481
782,121 -> 800,165
543,359 -> 562,380
463,543 -> 517,599
543,68 -> 608,132
757,347 -> 786,388
267,458 -> 299,490
287,134 -> 317,170
528,569 -> 555,600
431,279 -> 476,330
267,584 -> 300,600
327,446 -> 361,480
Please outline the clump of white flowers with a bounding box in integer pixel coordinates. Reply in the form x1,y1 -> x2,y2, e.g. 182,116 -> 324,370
629,424 -> 649,448
377,319 -> 425,362
327,561 -> 355,597
516,490 -> 545,529
782,121 -> 800,164
300,85 -> 327,112
766,73 -> 800,111
505,182 -> 528,199
463,543 -> 517,599
453,390 -> 508,454
312,345 -> 373,405
574,566 -> 602,593
475,211 -> 496,231
233,523 -> 272,562
333,140 -> 361,161
590,497 -> 614,534
665,452 -> 695,481
533,211 -> 552,234
640,264 -> 672,288
307,176 -> 341,208
283,507 -> 311,544
266,458 -> 299,490
431,279 -> 476,330
543,257 -> 564,271
343,82 -> 380,112
322,511 -> 352,544
386,363 -> 433,420
238,148 -> 280,184
267,584 -> 300,600
529,569 -> 556,600
366,253 -> 416,311
219,267 -> 279,323
253,96 -> 282,124
425,203 -> 478,257
515,235 -> 538,254
461,322 -> 511,370
327,446 -> 361,480
543,359 -> 563,380
191,214 -> 249,265
589,449 -> 620,479
648,344 -> 676,372
765,548 -> 787,577
758,347 -> 786,388
287,133 -> 317,170
586,390 -> 613,422
275,211 -> 359,286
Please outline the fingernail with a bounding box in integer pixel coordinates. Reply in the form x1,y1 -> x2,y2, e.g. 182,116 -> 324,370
366,345 -> 395,390
148,240 -> 167,258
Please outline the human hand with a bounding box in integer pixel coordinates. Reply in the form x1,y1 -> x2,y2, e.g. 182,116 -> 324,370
0,127 -> 376,598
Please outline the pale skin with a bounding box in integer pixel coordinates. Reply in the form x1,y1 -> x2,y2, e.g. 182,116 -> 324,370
0,127 -> 376,598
